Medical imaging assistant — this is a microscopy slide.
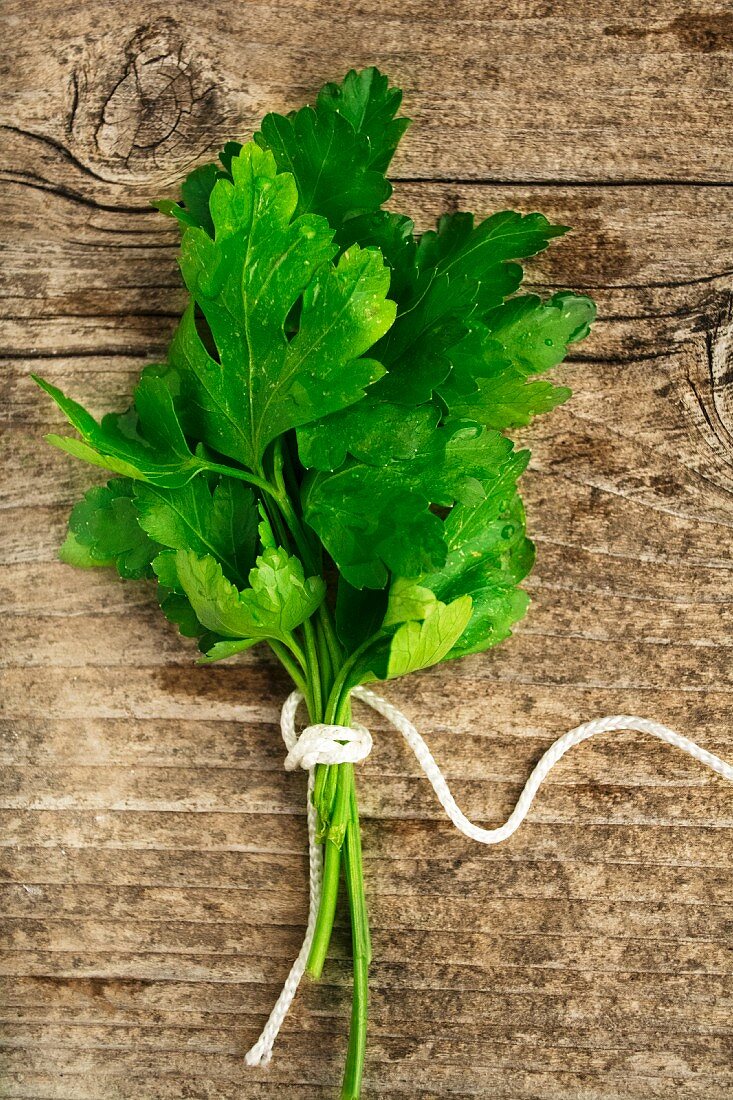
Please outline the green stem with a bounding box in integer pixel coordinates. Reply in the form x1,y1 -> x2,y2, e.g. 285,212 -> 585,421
347,778 -> 371,968
325,632 -> 382,728
201,460 -> 279,499
269,639 -> 307,694
316,762 -> 339,839
307,665 -> 353,967
271,441 -> 320,571
341,774 -> 370,1100
315,619 -> 333,697
270,440 -> 344,711
319,604 -> 343,672
306,759 -> 351,978
302,619 -> 322,723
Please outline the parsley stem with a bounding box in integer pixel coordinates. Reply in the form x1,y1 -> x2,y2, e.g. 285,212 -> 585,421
303,619 -> 322,722
341,774 -> 370,1100
313,762 -> 329,824
325,632 -> 383,726
307,759 -> 351,977
271,439 -> 344,694
306,826 -> 341,979
269,640 -> 307,694
200,460 -> 280,500
308,656 -> 373,972
319,604 -> 343,672
319,763 -> 339,832
267,438 -> 371,1083
314,619 -> 333,707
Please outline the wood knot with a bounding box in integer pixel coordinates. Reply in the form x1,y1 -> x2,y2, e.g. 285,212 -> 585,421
70,18 -> 223,182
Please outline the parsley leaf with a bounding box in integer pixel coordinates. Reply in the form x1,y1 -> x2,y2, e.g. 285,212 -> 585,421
155,68 -> 408,239
169,143 -> 395,470
158,590 -> 207,640
35,369 -> 203,488
154,162 -> 221,237
383,591 -> 473,679
421,460 -> 535,657
160,548 -> 325,644
302,423 -> 518,588
60,479 -> 160,580
133,478 -> 258,586
437,292 -> 596,428
315,67 -> 410,173
298,401 -> 438,472
256,66 -> 408,229
363,210 -> 569,405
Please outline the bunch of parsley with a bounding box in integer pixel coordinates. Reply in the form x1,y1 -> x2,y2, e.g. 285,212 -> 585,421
36,68 -> 595,1098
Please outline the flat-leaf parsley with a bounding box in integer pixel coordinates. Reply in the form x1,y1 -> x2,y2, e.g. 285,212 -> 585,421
36,68 -> 595,1099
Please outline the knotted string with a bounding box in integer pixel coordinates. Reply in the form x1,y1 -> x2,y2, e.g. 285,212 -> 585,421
245,687 -> 733,1066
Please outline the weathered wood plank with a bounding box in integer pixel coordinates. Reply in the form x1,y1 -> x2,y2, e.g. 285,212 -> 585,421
2,1 -> 732,1097
3,1 -> 733,185
0,1046 -> 728,1099
3,811 -> 731,866
3,183 -> 732,364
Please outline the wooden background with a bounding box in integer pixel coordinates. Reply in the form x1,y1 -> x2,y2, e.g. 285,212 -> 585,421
2,2 -> 732,1097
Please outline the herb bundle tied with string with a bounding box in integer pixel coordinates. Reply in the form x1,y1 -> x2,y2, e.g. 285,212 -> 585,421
36,68 -> 595,1099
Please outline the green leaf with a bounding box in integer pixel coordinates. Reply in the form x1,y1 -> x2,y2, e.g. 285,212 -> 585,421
256,67 -> 407,228
348,578 -> 473,683
133,477 -> 258,586
154,69 -> 408,240
257,503 -> 277,550
421,454 -> 535,657
305,462 -> 444,589
302,423 -> 517,588
416,210 -> 568,292
169,143 -> 395,470
485,291 -> 595,371
366,210 -> 568,405
152,552 -> 208,640
197,638 -> 259,664
152,162 -> 220,236
35,369 -> 204,488
158,589 -> 206,639
384,592 -> 473,679
315,67 -> 410,173
257,108 -> 390,228
304,209 -> 569,445
370,272 -> 483,404
160,547 -> 325,644
60,479 -> 160,580
59,530 -> 106,570
335,211 -> 417,295
438,293 -> 596,428
151,549 -> 182,592
298,400 -> 438,472
383,577 -> 438,627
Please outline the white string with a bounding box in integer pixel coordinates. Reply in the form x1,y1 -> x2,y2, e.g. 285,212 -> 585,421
283,720 -> 372,771
245,687 -> 733,1066
244,691 -> 320,1067
244,697 -> 371,1066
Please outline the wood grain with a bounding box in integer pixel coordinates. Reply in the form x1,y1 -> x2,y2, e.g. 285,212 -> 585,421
1,1 -> 732,1097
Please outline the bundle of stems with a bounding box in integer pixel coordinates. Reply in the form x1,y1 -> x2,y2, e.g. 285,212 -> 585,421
36,68 -> 595,1097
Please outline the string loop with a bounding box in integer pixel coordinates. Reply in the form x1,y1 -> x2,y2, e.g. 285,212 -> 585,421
283,720 -> 372,771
